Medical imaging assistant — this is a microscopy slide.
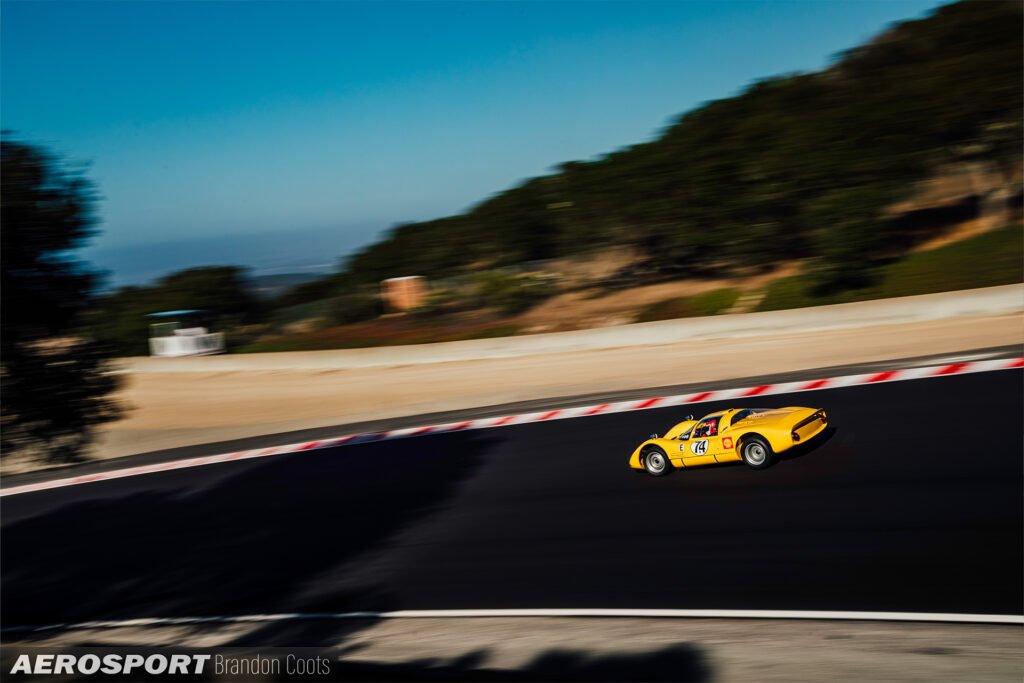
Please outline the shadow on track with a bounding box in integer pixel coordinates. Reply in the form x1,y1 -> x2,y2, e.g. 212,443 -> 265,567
776,425 -> 837,464
1,431 -> 501,627
221,619 -> 712,681
315,642 -> 712,681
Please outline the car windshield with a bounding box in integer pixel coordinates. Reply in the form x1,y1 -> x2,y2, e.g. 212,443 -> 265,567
731,408 -> 773,426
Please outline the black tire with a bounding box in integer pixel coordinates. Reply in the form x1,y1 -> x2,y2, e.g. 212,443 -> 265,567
643,446 -> 672,477
740,435 -> 774,469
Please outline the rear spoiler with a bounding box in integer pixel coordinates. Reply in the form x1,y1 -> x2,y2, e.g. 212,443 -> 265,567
793,410 -> 827,431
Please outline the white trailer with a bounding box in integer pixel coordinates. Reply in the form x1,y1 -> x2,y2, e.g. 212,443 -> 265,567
146,310 -> 225,357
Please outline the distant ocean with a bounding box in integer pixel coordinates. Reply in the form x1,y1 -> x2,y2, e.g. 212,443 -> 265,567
84,225 -> 380,289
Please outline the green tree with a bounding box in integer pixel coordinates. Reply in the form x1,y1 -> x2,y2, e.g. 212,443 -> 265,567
1,136 -> 123,463
155,266 -> 261,322
804,186 -> 899,292
90,266 -> 264,356
320,0 -> 1020,294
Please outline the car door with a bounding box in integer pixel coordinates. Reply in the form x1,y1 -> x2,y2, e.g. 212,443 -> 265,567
714,412 -> 742,463
680,417 -> 721,466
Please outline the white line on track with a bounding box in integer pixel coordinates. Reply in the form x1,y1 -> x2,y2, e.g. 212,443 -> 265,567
4,609 -> 1021,634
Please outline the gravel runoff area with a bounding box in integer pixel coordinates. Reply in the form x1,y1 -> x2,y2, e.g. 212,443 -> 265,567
124,284 -> 1024,372
86,309 -> 1023,465
0,286 -> 1020,477
5,617 -> 1021,682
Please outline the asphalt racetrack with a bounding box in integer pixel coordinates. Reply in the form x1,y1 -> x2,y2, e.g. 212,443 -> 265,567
3,369 -> 1021,629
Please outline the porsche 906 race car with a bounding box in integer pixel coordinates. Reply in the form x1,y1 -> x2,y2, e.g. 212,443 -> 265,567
628,406 -> 828,476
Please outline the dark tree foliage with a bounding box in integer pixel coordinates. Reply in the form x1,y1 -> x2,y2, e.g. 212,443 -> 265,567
90,266 -> 263,356
156,266 -> 262,329
337,0 -> 1021,293
272,272 -> 351,310
1,137 -> 123,463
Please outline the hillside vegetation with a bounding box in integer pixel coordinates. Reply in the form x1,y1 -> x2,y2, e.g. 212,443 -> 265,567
756,223 -> 1023,311
340,0 -> 1020,295
91,1 -> 1023,355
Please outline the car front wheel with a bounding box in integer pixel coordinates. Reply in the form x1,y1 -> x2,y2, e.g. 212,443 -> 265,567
643,447 -> 671,477
741,436 -> 774,469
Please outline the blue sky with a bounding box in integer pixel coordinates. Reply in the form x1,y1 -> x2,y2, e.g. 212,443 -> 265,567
2,0 -> 941,284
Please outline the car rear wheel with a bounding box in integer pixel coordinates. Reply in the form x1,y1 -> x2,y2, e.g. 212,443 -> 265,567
643,447 -> 671,477
740,436 -> 774,469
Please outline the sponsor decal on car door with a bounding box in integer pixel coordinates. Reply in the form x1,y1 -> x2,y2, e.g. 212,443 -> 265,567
712,435 -> 740,463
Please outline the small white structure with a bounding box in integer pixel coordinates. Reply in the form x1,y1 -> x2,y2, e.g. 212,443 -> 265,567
147,310 -> 225,357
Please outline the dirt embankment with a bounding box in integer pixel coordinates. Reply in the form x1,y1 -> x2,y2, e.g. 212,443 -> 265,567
87,310 -> 1022,465
515,262 -> 800,333
3,284 -> 1019,476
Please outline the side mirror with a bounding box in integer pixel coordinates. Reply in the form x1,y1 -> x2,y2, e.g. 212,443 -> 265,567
649,433 -> 659,439
683,414 -> 694,421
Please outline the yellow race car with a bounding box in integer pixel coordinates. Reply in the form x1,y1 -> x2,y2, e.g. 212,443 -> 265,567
629,407 -> 828,476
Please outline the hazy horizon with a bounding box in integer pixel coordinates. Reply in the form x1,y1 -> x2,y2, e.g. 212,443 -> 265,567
3,0 -> 942,286
84,224 -> 374,288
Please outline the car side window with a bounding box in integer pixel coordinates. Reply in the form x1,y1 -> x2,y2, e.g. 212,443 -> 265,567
731,408 -> 769,427
693,418 -> 719,438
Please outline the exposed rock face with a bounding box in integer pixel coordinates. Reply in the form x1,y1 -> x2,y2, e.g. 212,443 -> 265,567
889,160 -> 1023,231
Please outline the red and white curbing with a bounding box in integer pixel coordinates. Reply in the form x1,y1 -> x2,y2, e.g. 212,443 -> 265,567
3,356 -> 1021,498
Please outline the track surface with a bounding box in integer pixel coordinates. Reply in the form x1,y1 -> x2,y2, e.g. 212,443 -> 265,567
3,370 -> 1021,629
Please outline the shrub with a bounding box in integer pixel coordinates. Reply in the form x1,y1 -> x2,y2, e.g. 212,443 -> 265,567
757,224 -> 1023,311
326,291 -> 383,326
412,288 -> 464,317
635,288 -> 740,322
474,271 -> 555,316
